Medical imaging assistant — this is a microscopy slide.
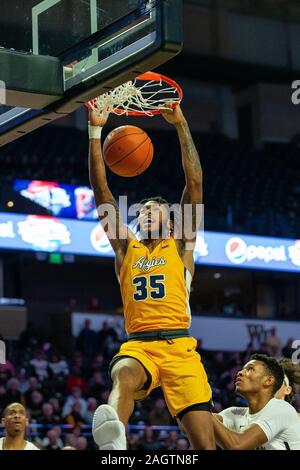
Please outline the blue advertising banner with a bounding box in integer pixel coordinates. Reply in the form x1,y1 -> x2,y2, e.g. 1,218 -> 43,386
13,179 -> 97,220
1,212 -> 300,272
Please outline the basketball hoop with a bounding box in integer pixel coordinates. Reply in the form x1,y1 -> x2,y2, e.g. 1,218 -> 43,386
85,72 -> 183,117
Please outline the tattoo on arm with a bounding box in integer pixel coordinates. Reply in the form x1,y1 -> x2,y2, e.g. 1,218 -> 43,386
177,121 -> 202,186
176,122 -> 203,247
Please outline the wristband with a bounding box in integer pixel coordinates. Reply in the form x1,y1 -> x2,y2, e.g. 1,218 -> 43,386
88,122 -> 103,140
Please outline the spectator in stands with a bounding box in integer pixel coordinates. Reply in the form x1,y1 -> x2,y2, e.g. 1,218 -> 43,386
24,377 -> 41,407
112,317 -> 126,342
16,369 -> 30,395
87,354 -> 106,377
84,397 -> 98,424
71,351 -> 84,370
5,378 -> 23,406
48,397 -> 61,416
27,390 -> 44,420
87,371 -> 106,399
138,427 -> 162,451
127,433 -> 141,450
66,367 -> 87,393
265,327 -> 283,358
148,398 -> 171,426
64,424 -> 83,448
163,429 -> 179,450
30,350 -> 49,381
37,403 -> 61,428
75,436 -> 88,450
0,358 -> 16,377
43,429 -> 63,450
76,319 -> 98,363
64,433 -> 78,449
49,353 -> 69,377
211,351 -> 227,376
42,425 -> 64,449
219,374 -> 237,408
97,321 -> 119,354
176,437 -> 189,450
0,385 -> 7,411
65,401 -> 86,427
130,400 -> 149,425
62,387 -> 87,418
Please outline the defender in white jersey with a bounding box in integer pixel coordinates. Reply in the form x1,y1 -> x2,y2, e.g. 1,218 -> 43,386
0,403 -> 39,450
213,354 -> 300,450
275,358 -> 300,416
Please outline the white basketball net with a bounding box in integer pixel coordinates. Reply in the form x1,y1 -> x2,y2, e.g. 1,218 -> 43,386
87,76 -> 181,117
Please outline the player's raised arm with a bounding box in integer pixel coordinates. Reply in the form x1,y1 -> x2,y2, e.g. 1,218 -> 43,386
212,415 -> 267,450
88,110 -> 135,254
161,104 -> 202,249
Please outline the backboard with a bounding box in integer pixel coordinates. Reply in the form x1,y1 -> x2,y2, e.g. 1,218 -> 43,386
0,0 -> 182,146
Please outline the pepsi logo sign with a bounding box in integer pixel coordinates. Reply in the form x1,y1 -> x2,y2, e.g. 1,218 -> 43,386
90,224 -> 112,254
225,237 -> 287,265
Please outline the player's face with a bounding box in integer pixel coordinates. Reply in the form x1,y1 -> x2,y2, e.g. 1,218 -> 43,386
139,201 -> 170,239
235,360 -> 274,396
274,380 -> 292,400
2,404 -> 28,436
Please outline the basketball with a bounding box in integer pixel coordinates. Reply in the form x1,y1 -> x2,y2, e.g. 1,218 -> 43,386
102,125 -> 153,177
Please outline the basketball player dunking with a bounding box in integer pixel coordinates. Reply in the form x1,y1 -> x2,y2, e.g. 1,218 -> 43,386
88,104 -> 215,450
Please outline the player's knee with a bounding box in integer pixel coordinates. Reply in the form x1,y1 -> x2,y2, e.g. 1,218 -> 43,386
111,363 -> 143,392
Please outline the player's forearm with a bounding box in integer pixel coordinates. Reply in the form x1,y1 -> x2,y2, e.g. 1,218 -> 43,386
175,120 -> 202,187
89,139 -> 109,194
88,136 -> 129,245
212,416 -> 243,450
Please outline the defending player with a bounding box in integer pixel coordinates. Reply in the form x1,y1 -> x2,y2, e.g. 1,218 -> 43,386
275,358 -> 300,416
0,402 -> 39,450
88,104 -> 215,450
214,354 -> 300,450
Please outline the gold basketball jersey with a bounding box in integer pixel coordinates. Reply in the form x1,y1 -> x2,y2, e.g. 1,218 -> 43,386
119,237 -> 192,333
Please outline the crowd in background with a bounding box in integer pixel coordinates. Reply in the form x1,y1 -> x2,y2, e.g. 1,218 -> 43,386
0,320 -> 299,450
